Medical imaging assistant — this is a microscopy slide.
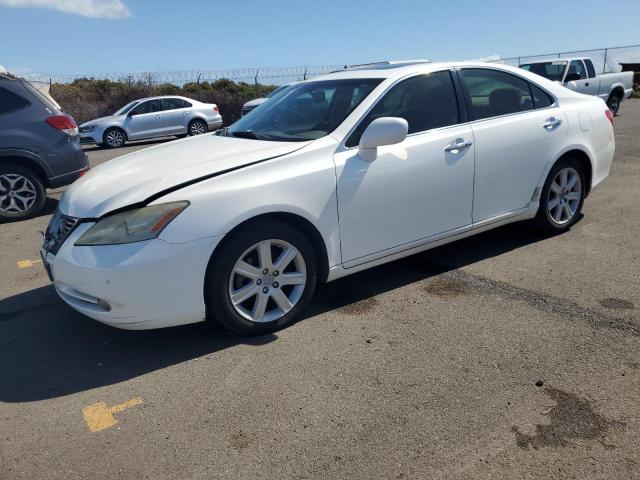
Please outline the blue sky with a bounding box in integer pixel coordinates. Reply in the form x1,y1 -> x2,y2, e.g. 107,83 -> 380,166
1,0 -> 639,76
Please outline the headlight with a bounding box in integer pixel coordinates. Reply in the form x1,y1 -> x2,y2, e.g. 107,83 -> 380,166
75,201 -> 189,246
81,125 -> 97,132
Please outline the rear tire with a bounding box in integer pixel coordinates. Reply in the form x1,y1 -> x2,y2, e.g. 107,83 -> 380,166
607,93 -> 621,116
534,157 -> 585,233
103,127 -> 126,148
188,119 -> 208,136
205,219 -> 317,335
0,165 -> 46,222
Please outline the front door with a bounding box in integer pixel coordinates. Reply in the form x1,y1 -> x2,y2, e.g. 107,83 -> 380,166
125,99 -> 164,139
334,71 -> 475,265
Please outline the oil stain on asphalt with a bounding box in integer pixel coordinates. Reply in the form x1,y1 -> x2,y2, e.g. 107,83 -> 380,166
599,298 -> 635,310
338,297 -> 379,315
423,277 -> 469,298
512,388 -> 624,450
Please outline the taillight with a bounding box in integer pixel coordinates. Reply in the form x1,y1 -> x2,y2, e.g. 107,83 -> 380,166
605,109 -> 614,125
213,105 -> 219,112
45,114 -> 79,136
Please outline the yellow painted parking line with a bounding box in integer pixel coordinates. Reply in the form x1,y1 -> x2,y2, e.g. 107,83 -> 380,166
82,397 -> 143,432
17,259 -> 42,269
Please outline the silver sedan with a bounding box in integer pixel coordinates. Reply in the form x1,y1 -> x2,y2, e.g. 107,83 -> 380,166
78,96 -> 223,148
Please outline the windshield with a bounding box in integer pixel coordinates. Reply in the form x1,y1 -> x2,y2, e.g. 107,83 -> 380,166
267,84 -> 289,98
225,78 -> 382,142
520,61 -> 567,82
114,101 -> 140,115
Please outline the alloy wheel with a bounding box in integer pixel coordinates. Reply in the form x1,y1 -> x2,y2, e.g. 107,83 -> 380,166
190,120 -> 207,135
228,239 -> 307,323
106,129 -> 124,147
0,174 -> 38,214
547,167 -> 582,225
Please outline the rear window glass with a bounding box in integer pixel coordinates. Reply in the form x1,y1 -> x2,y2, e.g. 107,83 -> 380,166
530,84 -> 554,109
0,87 -> 30,114
20,80 -> 59,112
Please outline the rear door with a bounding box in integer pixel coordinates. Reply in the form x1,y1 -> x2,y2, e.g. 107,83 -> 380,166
161,98 -> 192,134
458,68 -> 568,223
125,99 -> 164,139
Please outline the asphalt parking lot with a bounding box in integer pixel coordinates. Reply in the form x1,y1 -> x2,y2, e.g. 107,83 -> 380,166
1,102 -> 639,479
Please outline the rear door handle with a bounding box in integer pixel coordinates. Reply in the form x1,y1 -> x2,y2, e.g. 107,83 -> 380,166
444,139 -> 473,153
542,117 -> 562,130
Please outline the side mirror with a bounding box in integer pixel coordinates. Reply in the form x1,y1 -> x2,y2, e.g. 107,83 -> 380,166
565,72 -> 581,82
358,117 -> 408,162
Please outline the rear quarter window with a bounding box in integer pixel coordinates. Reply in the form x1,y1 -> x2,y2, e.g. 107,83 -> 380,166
0,86 -> 31,114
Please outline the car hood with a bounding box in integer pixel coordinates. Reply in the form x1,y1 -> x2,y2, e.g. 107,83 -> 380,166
60,134 -> 310,218
80,115 -> 121,127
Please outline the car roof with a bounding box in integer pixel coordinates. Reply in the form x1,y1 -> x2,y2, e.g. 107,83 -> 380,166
312,60 -> 531,81
132,95 -> 199,103
520,57 -> 587,65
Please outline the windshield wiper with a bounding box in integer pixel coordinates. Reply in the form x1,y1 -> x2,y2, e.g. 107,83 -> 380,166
230,130 -> 274,141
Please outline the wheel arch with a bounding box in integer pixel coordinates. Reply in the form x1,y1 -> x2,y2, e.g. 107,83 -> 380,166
103,126 -> 128,141
609,85 -> 625,100
0,153 -> 51,187
214,211 -> 330,283
550,148 -> 593,196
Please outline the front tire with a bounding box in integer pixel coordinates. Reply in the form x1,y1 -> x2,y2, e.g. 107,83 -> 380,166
534,157 -> 585,233
0,165 -> 46,222
205,219 -> 318,335
103,127 -> 126,148
188,119 -> 208,136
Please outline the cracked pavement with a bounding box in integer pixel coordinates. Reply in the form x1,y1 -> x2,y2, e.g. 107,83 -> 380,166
1,103 -> 639,479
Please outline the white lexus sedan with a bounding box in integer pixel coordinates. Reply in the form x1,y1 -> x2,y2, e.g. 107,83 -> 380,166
42,61 -> 614,335
78,96 -> 223,148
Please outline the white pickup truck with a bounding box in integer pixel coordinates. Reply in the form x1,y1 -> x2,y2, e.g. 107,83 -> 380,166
520,57 -> 633,114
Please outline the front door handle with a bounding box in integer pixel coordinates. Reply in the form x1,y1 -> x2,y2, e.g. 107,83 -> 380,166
444,139 -> 473,153
542,117 -> 562,130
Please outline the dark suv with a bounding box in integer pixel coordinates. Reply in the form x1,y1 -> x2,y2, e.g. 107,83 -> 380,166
0,74 -> 88,221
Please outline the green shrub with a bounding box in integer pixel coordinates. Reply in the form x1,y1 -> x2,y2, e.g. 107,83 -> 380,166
50,77 -> 277,125
632,85 -> 640,99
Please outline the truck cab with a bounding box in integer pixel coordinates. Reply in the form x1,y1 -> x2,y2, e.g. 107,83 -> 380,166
520,57 -> 634,114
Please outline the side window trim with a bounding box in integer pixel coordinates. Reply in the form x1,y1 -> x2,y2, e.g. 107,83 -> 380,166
343,69 -> 462,148
457,67 -> 558,123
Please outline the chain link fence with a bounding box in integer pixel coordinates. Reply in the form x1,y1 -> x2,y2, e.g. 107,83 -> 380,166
489,44 -> 640,74
22,65 -> 345,86
19,44 -> 640,87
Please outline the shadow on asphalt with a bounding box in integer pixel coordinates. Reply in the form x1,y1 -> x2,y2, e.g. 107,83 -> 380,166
0,221 -> 556,403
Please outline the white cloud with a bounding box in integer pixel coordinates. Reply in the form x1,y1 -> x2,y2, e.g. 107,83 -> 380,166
0,0 -> 132,19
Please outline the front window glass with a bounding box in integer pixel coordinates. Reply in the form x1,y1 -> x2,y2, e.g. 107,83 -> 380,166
130,100 -> 161,116
115,101 -> 139,115
346,71 -> 460,147
520,61 -> 567,82
568,60 -> 587,80
224,79 -> 382,142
